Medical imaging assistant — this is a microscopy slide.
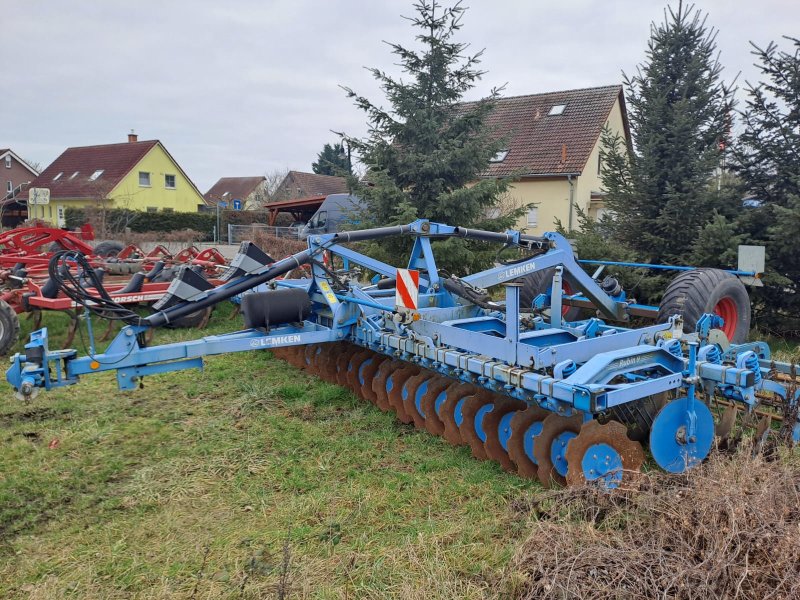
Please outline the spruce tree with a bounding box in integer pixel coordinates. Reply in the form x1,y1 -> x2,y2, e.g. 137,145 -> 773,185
311,143 -> 352,177
342,0 -> 520,272
601,1 -> 734,263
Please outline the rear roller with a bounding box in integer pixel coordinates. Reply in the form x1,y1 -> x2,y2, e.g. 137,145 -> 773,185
534,413 -> 584,488
419,376 -> 452,436
402,372 -> 435,430
439,383 -> 479,446
565,420 -> 645,489
482,397 -> 528,472
388,365 -> 421,423
507,405 -> 551,478
458,391 -> 498,460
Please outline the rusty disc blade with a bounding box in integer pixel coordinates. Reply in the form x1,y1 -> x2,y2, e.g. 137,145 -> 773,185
358,353 -> 387,404
335,346 -> 361,387
402,371 -> 435,430
482,397 -> 528,472
439,383 -> 479,446
533,413 -> 584,488
346,350 -> 375,399
507,405 -> 551,478
388,365 -> 421,423
458,391 -> 498,461
419,376 -> 452,436
564,419 -> 645,489
372,359 -> 403,412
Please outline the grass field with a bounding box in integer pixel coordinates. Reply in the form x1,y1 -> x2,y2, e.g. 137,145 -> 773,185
0,306 -> 538,598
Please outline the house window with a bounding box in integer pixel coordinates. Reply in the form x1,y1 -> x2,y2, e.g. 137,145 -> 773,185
139,171 -> 151,187
548,104 -> 567,116
4,156 -> 11,168
146,206 -> 158,213
165,174 -> 176,189
89,169 -> 104,181
69,171 -> 79,179
490,149 -> 509,163
53,172 -> 63,181
526,207 -> 539,227
6,181 -> 12,193
162,207 -> 174,213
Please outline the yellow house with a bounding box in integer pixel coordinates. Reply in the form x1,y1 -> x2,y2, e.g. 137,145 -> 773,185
28,132 -> 205,225
474,85 -> 630,234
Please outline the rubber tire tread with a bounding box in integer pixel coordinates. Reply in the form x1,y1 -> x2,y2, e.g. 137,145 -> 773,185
518,268 -> 582,320
0,299 -> 20,356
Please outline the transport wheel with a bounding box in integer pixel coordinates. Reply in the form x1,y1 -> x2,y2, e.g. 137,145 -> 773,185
93,240 -> 124,257
335,346 -> 361,387
439,383 -> 480,446
346,350 -> 375,399
388,365 -> 421,423
534,413 -> 584,487
358,353 -> 387,404
482,397 -> 528,472
0,300 -> 20,356
402,372 -> 435,430
565,420 -> 645,489
657,268 -> 750,344
507,405 -> 551,478
372,359 -> 403,412
458,391 -> 499,460
419,376 -> 452,436
519,267 -> 582,320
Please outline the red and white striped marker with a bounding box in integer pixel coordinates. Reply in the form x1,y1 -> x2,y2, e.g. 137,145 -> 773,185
395,268 -> 419,310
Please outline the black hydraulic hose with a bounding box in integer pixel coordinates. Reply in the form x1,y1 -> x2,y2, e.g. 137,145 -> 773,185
331,224 -> 413,243
451,226 -> 549,249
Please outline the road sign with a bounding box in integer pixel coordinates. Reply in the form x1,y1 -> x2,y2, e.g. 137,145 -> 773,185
233,199 -> 242,210
395,268 -> 419,310
28,187 -> 50,205
218,201 -> 228,209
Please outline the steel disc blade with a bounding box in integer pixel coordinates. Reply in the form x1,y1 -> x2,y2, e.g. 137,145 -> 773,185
317,343 -> 345,381
482,397 -> 527,472
649,396 -> 714,473
388,366 -> 420,423
533,413 -> 584,488
358,353 -> 387,404
439,383 -> 479,446
403,372 -> 435,430
335,346 -> 361,387
420,376 -> 451,436
303,344 -> 323,374
372,359 -> 402,412
458,392 -> 498,460
346,350 -> 374,398
565,420 -> 645,489
507,405 -> 551,478
715,404 -> 737,444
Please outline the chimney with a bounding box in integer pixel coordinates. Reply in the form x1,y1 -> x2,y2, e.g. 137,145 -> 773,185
128,129 -> 138,143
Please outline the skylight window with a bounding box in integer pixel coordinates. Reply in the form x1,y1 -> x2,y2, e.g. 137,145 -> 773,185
490,149 -> 509,163
89,169 -> 104,181
548,104 -> 567,116
69,171 -> 80,179
53,172 -> 63,181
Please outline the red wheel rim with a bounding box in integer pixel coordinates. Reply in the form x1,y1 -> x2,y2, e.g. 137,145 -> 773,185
561,281 -> 574,317
713,297 -> 738,340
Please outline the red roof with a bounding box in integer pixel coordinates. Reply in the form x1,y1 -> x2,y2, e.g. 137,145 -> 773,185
204,176 -> 266,206
274,171 -> 349,200
29,140 -> 160,199
464,84 -> 626,177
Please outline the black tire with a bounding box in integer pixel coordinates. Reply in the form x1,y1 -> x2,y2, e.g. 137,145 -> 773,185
0,299 -> 21,356
657,268 -> 750,344
167,306 -> 213,329
519,268 -> 582,320
93,240 -> 124,258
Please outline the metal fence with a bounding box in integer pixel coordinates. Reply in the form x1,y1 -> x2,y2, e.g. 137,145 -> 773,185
227,224 -> 298,244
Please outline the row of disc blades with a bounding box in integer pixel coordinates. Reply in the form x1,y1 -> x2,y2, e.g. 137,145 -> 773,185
271,342 -> 646,489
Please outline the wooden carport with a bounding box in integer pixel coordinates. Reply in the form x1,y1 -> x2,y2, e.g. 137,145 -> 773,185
266,195 -> 326,226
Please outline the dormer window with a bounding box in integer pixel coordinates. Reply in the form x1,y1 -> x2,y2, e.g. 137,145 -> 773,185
490,149 -> 509,163
53,172 -> 63,181
69,171 -> 80,179
548,104 -> 567,116
89,169 -> 104,181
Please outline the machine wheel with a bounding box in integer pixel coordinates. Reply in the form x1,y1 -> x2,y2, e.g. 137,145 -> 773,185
167,306 -> 213,329
419,376 -> 452,436
507,405 -> 551,478
439,383 -> 479,446
657,268 -> 750,344
0,300 -> 21,356
482,397 -> 528,472
518,267 -> 582,320
565,420 -> 645,489
534,413 -> 584,487
93,240 -> 124,257
388,365 -> 421,423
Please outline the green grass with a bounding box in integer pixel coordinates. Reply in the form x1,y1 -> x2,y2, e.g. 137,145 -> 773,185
0,305 -> 537,598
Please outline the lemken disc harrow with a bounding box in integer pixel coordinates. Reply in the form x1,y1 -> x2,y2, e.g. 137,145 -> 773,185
6,220 -> 800,489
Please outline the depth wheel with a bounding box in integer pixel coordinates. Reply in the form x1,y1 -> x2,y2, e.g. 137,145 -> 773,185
534,413 -> 584,488
372,359 -> 403,412
482,397 -> 528,472
439,383 -> 479,446
403,372 -> 435,430
565,420 -> 645,489
419,376 -> 452,436
388,365 -> 421,423
458,391 -> 498,460
507,406 -> 551,478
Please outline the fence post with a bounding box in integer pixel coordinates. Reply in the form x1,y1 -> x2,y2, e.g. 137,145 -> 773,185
227,223 -> 232,245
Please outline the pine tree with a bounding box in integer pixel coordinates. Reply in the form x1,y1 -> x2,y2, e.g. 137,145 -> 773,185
342,0 -> 520,272
601,1 -> 734,263
733,37 -> 800,331
311,143 -> 352,177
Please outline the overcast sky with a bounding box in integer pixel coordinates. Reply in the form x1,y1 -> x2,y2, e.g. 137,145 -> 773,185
4,0 -> 798,192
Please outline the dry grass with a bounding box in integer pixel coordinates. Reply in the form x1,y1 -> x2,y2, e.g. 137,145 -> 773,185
507,450 -> 800,599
